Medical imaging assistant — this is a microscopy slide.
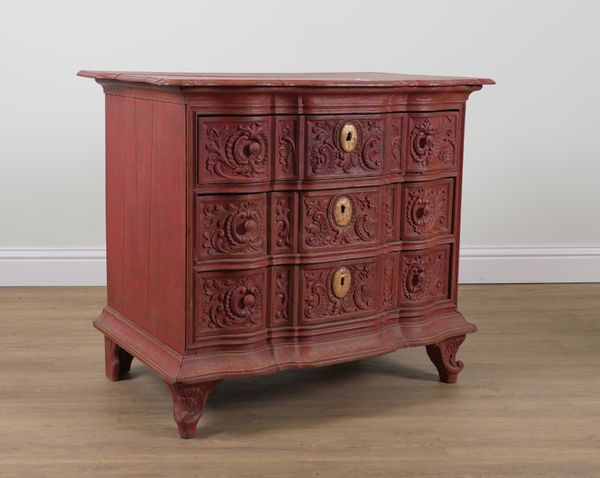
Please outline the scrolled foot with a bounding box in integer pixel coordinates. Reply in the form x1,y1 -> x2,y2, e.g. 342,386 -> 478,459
167,381 -> 220,439
426,335 -> 467,383
104,337 -> 134,382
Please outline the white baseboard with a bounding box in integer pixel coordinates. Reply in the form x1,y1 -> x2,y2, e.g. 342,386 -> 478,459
459,245 -> 600,283
0,245 -> 599,286
0,248 -> 106,286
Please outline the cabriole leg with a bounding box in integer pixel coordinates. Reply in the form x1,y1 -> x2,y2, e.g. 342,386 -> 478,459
167,381 -> 221,439
104,336 -> 134,381
426,335 -> 467,383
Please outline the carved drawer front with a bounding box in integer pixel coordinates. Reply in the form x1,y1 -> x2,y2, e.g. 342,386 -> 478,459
300,257 -> 380,325
407,113 -> 458,172
305,115 -> 385,179
400,246 -> 451,306
197,116 -> 272,184
193,268 -> 267,340
195,193 -> 267,260
401,179 -> 453,240
300,187 -> 381,252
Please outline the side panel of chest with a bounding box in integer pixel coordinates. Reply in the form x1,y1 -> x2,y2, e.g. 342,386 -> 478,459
104,95 -> 187,354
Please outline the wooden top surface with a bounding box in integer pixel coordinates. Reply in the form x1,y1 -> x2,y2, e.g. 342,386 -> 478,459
77,71 -> 494,88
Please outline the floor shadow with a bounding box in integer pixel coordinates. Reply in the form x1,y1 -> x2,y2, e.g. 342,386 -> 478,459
121,354 -> 445,438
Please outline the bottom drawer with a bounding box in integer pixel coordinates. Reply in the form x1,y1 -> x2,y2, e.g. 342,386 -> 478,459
191,245 -> 452,346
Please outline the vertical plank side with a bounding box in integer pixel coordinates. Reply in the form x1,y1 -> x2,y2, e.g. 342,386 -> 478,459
148,101 -> 187,353
121,99 -> 153,324
105,95 -> 134,312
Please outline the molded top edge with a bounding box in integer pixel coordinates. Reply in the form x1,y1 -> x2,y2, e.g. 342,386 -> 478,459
77,70 -> 495,88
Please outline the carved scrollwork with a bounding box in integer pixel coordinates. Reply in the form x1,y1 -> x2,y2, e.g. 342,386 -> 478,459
273,269 -> 291,323
426,335 -> 466,383
200,199 -> 264,256
274,195 -> 291,250
199,273 -> 264,330
402,248 -> 449,304
276,120 -> 297,177
307,119 -> 384,177
391,116 -> 403,169
383,257 -> 395,308
303,191 -> 378,249
200,120 -> 269,180
405,183 -> 449,236
409,115 -> 456,170
384,186 -> 395,240
302,262 -> 377,322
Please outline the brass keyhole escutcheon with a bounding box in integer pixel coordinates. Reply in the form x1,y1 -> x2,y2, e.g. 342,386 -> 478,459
333,196 -> 353,226
332,267 -> 352,298
340,124 -> 358,152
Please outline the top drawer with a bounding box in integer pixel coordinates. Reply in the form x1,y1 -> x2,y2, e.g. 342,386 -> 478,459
196,112 -> 459,185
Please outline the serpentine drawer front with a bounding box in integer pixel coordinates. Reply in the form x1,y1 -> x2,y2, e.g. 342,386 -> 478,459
78,71 -> 493,438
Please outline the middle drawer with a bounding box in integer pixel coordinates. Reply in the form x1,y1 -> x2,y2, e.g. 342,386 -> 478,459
194,181 -> 455,262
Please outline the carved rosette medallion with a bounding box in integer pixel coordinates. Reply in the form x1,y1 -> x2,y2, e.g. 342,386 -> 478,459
196,271 -> 265,333
307,118 -> 384,178
198,197 -> 265,257
408,115 -> 456,170
303,190 -> 378,250
401,248 -> 449,304
302,261 -> 377,323
404,181 -> 451,238
199,119 -> 270,182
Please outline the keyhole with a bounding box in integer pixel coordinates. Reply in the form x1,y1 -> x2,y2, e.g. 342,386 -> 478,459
346,131 -> 353,142
340,277 -> 345,286
340,204 -> 346,214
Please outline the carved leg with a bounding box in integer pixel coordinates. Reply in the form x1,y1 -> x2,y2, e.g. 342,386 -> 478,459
167,381 -> 221,439
104,337 -> 134,382
426,335 -> 466,384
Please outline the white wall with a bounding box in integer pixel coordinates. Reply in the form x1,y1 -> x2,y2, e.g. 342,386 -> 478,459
1,0 -> 599,284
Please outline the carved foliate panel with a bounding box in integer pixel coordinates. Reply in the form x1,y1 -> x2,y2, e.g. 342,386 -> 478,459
300,259 -> 379,324
194,269 -> 267,337
382,254 -> 397,310
389,115 -> 404,172
271,192 -> 294,253
383,185 -> 397,242
195,194 -> 267,259
306,117 -> 384,179
275,117 -> 299,179
301,188 -> 380,251
402,179 -> 453,239
408,113 -> 458,172
400,246 -> 450,306
197,117 -> 271,183
271,266 -> 293,326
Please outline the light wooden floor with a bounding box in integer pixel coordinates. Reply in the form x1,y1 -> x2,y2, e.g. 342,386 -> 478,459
1,285 -> 599,477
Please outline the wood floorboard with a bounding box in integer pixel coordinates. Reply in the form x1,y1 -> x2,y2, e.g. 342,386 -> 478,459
0,284 -> 599,477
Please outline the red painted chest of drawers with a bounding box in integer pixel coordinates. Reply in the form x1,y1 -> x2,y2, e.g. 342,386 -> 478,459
79,71 -> 493,438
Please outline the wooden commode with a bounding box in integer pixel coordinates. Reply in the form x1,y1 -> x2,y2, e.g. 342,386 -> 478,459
78,71 -> 493,438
